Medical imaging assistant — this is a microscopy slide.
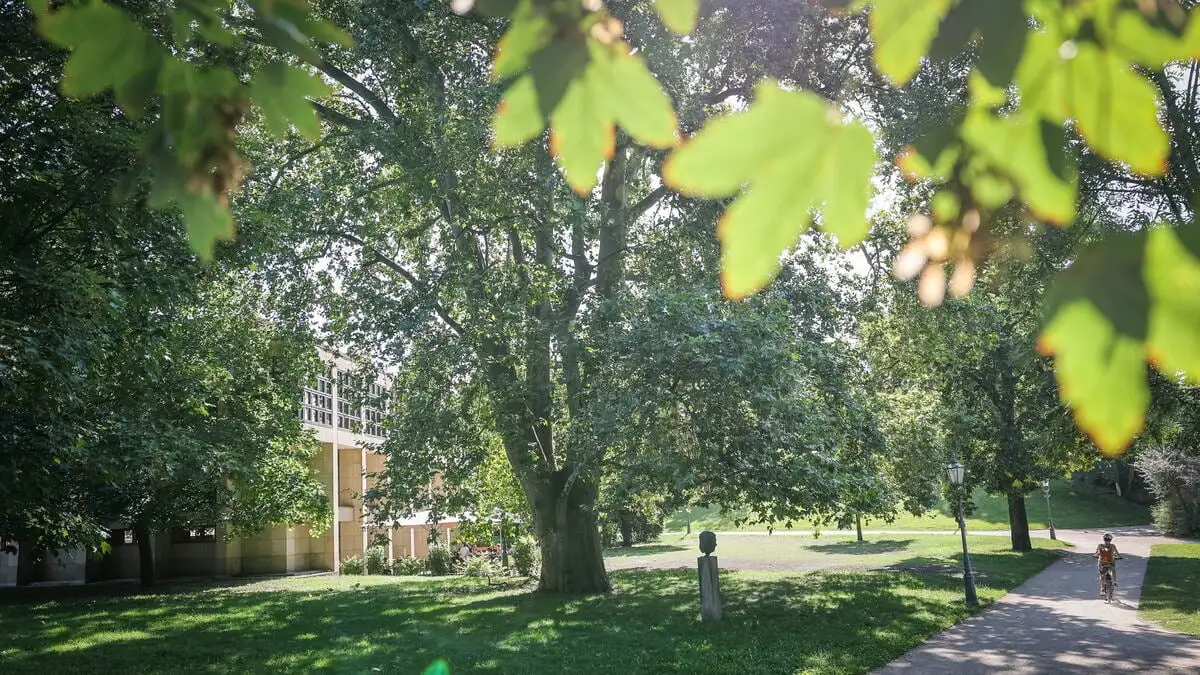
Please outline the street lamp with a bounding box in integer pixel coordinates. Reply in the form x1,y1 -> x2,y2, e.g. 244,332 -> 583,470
1041,479 -> 1057,540
947,459 -> 980,607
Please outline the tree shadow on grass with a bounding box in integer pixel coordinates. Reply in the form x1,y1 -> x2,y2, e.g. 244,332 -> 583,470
0,568 -> 1012,675
815,539 -> 915,555
602,543 -> 690,559
1143,552 -> 1200,608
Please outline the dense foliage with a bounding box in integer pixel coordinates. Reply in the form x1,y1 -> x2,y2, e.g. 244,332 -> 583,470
16,0 -> 1200,594
1,1 -> 329,584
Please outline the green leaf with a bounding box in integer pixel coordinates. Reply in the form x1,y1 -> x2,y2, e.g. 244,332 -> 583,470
250,63 -> 331,140
474,0 -> 520,18
1110,7 -> 1200,67
653,0 -> 701,34
926,0 -> 1028,87
869,0 -> 954,86
421,659 -> 450,675
40,1 -> 153,98
961,112 -> 1076,224
1145,226 -> 1200,379
1039,232 -> 1151,454
493,75 -> 544,146
664,81 -> 876,299
549,51 -> 614,196
601,46 -> 678,149
492,2 -> 554,81
1068,42 -> 1168,177
179,191 -> 235,260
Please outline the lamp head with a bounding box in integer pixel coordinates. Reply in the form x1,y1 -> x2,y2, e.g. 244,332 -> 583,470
946,460 -> 965,486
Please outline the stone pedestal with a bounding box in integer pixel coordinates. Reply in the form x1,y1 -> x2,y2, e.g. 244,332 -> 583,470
698,555 -> 722,622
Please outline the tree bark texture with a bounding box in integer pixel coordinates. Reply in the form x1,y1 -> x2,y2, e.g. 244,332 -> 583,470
1007,492 -> 1033,552
531,473 -> 611,593
134,522 -> 157,587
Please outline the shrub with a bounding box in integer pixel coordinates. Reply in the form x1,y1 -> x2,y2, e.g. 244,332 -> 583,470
463,555 -> 496,578
392,556 -> 425,576
1135,448 -> 1200,537
427,545 -> 455,576
365,545 -> 389,575
602,509 -> 664,547
511,536 -> 540,578
339,555 -> 365,575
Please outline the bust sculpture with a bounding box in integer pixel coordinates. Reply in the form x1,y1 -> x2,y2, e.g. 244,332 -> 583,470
698,530 -> 717,556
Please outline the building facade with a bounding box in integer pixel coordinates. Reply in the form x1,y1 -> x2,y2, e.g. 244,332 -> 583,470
0,352 -> 458,587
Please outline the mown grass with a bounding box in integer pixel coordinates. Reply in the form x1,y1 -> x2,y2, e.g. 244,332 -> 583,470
605,534 -> 1066,575
667,481 -> 1150,533
1140,543 -> 1200,637
0,544 -> 1062,675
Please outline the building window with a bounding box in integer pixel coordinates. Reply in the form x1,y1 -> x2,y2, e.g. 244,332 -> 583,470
171,527 -> 216,544
108,529 -> 136,545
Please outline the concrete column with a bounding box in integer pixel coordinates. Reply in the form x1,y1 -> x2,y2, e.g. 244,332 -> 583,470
388,528 -> 395,565
285,527 -> 297,574
409,528 -> 415,557
331,442 -> 341,571
213,523 -> 229,577
361,447 -> 369,554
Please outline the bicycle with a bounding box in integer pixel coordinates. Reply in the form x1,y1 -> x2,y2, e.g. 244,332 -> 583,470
1095,554 -> 1123,603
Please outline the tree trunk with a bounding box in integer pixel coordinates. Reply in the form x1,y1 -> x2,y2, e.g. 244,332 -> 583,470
855,514 -> 863,543
618,510 -> 634,547
1007,492 -> 1032,552
134,523 -> 156,587
531,473 -> 611,593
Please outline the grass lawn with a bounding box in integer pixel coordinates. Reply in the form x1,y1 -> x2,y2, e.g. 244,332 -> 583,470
1140,543 -> 1200,637
606,534 -> 1066,575
667,480 -> 1150,533
0,543 -> 1063,675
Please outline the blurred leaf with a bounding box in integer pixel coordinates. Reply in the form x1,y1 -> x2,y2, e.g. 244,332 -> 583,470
1145,226 -> 1200,379
653,0 -> 701,34
179,191 -> 235,259
601,46 -> 678,149
493,75 -> 543,145
1068,43 -> 1168,177
421,659 -> 450,675
492,1 -> 554,80
870,0 -> 954,86
1039,233 -> 1151,454
664,81 -> 875,299
961,113 -> 1076,224
493,34 -> 677,195
39,1 -> 154,98
1016,25 -> 1168,177
251,62 -> 331,140
549,47 -> 614,195
1111,6 -> 1200,67
474,0 -> 520,18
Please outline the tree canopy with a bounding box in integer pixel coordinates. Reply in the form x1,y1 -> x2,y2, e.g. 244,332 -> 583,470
15,0 -> 1200,593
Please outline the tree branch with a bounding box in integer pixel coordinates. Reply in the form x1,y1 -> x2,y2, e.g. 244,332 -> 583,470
310,101 -> 368,129
310,58 -> 399,123
319,229 -> 464,336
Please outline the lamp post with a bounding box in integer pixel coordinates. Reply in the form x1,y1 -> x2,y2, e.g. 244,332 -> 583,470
947,459 -> 979,607
1041,479 -> 1057,541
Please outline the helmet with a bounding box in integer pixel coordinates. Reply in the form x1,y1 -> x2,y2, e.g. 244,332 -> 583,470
1103,532 -> 1113,542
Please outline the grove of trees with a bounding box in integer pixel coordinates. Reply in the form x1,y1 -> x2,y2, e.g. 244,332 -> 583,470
7,0 -> 1200,592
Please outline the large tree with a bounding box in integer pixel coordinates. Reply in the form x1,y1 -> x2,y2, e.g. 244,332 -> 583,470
864,219 -> 1097,550
225,0 -> 885,592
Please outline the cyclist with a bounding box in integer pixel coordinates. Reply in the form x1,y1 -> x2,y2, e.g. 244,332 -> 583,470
1093,532 -> 1122,597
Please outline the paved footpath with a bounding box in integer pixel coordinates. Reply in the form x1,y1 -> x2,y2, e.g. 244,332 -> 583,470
874,526 -> 1200,674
